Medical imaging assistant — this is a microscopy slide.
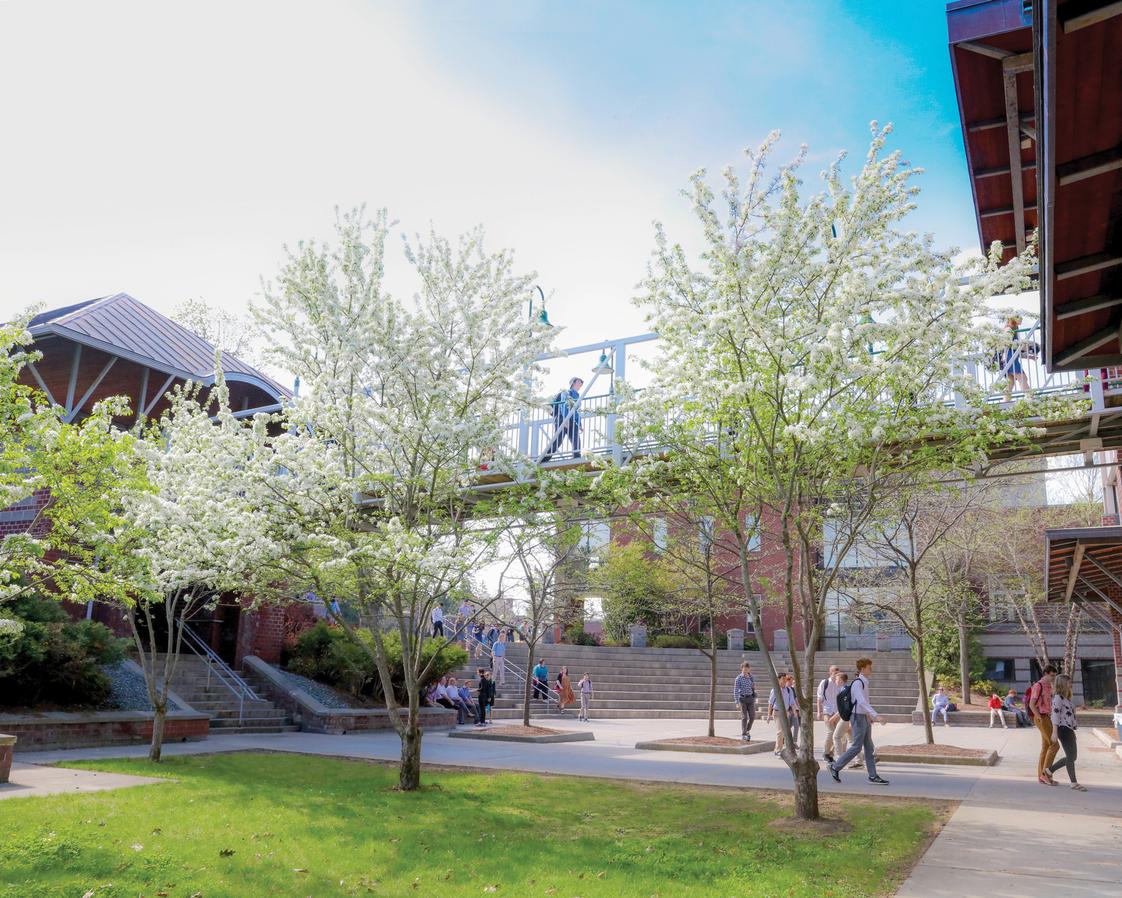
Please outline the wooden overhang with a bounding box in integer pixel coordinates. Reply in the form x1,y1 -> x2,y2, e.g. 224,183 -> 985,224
948,0 -> 1122,372
1045,526 -> 1122,621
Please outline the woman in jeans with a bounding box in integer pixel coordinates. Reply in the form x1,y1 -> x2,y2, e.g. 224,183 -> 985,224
1047,674 -> 1087,791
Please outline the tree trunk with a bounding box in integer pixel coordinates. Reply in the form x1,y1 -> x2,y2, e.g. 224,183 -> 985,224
522,639 -> 536,727
149,703 -> 166,762
707,649 -> 717,739
791,754 -> 820,821
914,638 -> 935,745
398,716 -> 422,791
957,613 -> 972,704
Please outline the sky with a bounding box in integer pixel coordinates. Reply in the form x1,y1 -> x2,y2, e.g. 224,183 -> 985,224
0,0 -> 993,379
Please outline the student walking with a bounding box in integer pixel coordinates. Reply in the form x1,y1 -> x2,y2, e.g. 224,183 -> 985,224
734,662 -> 757,742
476,670 -> 496,726
828,658 -> 889,785
1029,664 -> 1060,784
491,633 -> 508,686
931,686 -> 951,727
1047,674 -> 1086,791
768,674 -> 799,755
556,666 -> 575,714
988,693 -> 1008,729
430,604 -> 444,638
577,672 -> 593,721
817,665 -> 840,762
541,377 -> 583,462
532,660 -> 549,701
827,672 -> 861,766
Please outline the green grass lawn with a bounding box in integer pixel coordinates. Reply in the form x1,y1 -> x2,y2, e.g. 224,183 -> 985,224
0,753 -> 946,898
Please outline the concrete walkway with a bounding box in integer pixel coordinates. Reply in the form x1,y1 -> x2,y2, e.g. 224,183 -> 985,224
0,760 -> 164,800
15,716 -> 1122,896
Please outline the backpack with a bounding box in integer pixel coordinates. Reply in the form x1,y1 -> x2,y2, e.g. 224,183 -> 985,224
836,681 -> 856,721
818,678 -> 831,704
550,391 -> 568,420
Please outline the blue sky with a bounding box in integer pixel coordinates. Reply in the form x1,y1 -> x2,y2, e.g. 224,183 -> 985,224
0,0 -> 981,355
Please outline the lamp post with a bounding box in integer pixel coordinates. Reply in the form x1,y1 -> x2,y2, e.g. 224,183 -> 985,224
530,285 -> 551,326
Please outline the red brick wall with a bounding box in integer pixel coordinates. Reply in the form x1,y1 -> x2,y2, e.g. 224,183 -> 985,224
3,714 -> 208,752
235,601 -> 287,666
1111,605 -> 1122,713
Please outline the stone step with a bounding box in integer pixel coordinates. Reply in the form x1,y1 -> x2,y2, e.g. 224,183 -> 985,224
209,724 -> 302,735
207,716 -> 295,729
483,708 -> 916,722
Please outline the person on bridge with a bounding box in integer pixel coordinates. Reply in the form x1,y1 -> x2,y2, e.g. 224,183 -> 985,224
998,315 -> 1034,402
541,377 -> 583,462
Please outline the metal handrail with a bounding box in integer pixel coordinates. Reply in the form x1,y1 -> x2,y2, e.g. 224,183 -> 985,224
462,633 -> 563,714
180,625 -> 261,724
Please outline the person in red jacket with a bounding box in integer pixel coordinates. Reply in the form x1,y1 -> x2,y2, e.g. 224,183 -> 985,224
988,693 -> 1008,729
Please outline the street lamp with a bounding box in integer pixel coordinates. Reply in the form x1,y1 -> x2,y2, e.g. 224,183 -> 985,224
592,350 -> 613,376
530,285 -> 551,327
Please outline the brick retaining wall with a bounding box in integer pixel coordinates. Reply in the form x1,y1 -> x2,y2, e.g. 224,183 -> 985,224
0,711 -> 209,751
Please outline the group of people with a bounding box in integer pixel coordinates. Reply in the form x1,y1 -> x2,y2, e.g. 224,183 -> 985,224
1030,664 -> 1085,790
733,658 -> 889,786
425,670 -> 497,727
532,660 -> 594,721
929,685 -> 1033,728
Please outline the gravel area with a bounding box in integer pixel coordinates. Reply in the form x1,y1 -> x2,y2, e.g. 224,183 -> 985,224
103,662 -> 153,712
482,725 -> 566,737
648,736 -> 757,747
273,666 -> 365,710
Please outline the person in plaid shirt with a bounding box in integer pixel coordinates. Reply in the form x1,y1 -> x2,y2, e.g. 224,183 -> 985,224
733,661 -> 756,742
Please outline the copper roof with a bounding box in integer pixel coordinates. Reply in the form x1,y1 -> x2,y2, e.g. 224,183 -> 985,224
28,292 -> 289,399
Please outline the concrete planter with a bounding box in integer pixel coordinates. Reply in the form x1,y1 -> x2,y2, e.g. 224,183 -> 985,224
874,748 -> 998,767
448,728 -> 594,744
0,734 -> 15,783
635,738 -> 776,756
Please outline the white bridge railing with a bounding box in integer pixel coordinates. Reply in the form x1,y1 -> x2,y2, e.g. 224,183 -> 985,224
475,318 -> 1122,474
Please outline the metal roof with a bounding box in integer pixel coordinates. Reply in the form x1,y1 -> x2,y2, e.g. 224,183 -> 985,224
28,292 -> 289,399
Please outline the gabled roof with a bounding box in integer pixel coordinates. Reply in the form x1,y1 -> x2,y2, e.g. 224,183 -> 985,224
29,292 -> 290,400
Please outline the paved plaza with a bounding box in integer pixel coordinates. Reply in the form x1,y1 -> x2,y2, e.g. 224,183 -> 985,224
10,716 -> 1122,896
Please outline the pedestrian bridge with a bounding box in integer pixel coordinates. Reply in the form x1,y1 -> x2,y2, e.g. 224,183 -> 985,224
481,315 -> 1122,482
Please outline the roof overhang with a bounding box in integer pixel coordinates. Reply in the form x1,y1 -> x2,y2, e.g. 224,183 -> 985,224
948,0 -> 1122,372
1045,525 -> 1122,618
29,321 -> 288,403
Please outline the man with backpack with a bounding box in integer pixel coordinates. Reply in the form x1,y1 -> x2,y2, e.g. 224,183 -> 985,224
1029,664 -> 1060,784
827,658 -> 889,786
541,377 -> 583,462
817,665 -> 840,764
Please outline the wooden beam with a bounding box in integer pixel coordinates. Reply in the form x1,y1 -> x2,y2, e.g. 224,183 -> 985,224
142,374 -> 177,417
979,206 -> 1014,219
968,113 -> 1034,133
1057,144 -> 1122,186
956,40 -> 1014,60
64,344 -> 82,414
974,160 -> 1038,179
1064,543 -> 1087,602
1055,252 -> 1122,281
1003,51 -> 1035,74
1002,68 -> 1027,254
25,362 -> 60,407
1062,0 -> 1122,33
1082,551 -> 1122,594
1056,294 -> 1122,320
64,356 -> 117,423
1054,318 -> 1122,367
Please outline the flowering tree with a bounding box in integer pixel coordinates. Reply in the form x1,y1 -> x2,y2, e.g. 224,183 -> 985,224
66,380 -> 282,761
0,321 -> 136,635
244,209 -> 554,789
623,126 -> 1065,819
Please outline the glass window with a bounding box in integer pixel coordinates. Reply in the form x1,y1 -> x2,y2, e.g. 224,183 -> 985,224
984,658 -> 1016,681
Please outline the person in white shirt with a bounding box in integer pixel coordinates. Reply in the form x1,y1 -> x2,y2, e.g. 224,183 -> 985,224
817,665 -> 840,764
430,604 -> 444,638
827,658 -> 889,786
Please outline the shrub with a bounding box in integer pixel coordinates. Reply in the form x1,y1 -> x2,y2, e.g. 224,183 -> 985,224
970,678 -> 999,698
744,638 -> 760,652
287,621 -> 467,702
652,634 -> 701,649
564,624 -> 599,646
0,593 -> 128,708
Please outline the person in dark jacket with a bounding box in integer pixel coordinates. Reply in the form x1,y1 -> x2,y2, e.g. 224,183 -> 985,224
476,670 -> 496,726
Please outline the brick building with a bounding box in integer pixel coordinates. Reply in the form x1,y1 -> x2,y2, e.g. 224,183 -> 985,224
1,293 -> 294,665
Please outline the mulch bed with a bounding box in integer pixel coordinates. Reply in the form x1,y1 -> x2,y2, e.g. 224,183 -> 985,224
655,736 -> 750,747
484,726 -> 565,737
877,744 -> 991,759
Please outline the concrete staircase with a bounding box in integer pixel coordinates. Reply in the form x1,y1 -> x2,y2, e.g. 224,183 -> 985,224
450,644 -> 920,722
167,655 -> 299,735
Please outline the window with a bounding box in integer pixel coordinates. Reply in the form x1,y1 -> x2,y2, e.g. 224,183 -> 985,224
745,597 -> 762,634
988,591 -> 1019,623
652,517 -> 668,553
984,658 -> 1016,681
745,515 -> 761,553
1081,659 -> 1117,707
699,516 -> 714,553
